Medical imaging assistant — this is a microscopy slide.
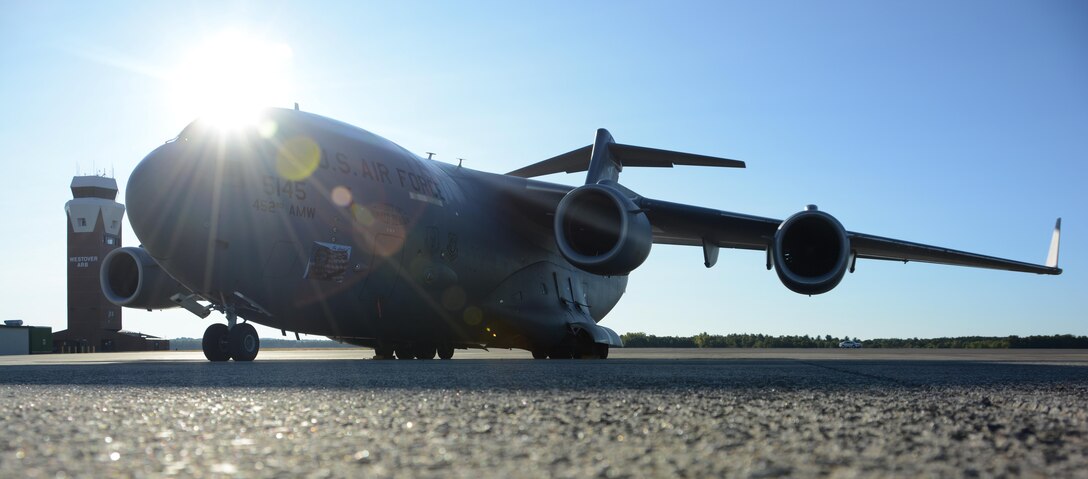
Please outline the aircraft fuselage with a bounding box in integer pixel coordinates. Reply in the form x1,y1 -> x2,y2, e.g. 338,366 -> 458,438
113,107 -> 1060,362
125,109 -> 625,352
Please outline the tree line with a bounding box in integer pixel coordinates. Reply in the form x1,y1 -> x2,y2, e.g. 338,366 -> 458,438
620,332 -> 1088,349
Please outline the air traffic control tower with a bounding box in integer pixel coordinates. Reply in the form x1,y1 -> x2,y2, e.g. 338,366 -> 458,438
54,176 -> 169,352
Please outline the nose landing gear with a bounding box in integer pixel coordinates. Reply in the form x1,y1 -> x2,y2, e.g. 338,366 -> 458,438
229,323 -> 260,361
202,323 -> 230,361
201,310 -> 260,362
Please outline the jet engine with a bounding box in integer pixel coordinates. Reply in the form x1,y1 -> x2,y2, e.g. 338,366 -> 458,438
772,206 -> 851,295
554,184 -> 652,276
100,247 -> 187,310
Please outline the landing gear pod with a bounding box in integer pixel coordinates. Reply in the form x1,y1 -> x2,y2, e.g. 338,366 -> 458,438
772,206 -> 851,295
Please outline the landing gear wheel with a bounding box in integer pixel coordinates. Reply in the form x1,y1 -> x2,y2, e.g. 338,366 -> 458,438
548,347 -> 574,359
414,344 -> 437,360
574,333 -> 596,359
548,335 -> 577,359
229,323 -> 260,361
202,324 -> 231,362
531,350 -> 548,360
394,346 -> 415,360
374,343 -> 395,359
594,343 -> 609,359
437,345 -> 455,360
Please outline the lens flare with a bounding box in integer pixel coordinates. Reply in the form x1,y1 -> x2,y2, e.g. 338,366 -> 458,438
331,186 -> 353,207
258,120 -> 278,138
351,204 -> 375,226
462,306 -> 483,325
441,286 -> 466,311
276,136 -> 320,181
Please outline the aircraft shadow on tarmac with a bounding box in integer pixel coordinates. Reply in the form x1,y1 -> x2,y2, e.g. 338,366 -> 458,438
1,359 -> 1085,391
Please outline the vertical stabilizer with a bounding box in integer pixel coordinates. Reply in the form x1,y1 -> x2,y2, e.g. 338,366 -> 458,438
585,129 -> 619,184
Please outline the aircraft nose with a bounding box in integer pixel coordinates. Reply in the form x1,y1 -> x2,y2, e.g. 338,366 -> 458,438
126,142 -> 215,262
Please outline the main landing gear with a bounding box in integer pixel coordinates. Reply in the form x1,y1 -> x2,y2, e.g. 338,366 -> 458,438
372,342 -> 455,360
532,331 -> 609,359
202,311 -> 260,362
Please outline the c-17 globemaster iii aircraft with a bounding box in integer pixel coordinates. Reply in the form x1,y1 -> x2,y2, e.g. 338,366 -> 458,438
100,107 -> 1063,361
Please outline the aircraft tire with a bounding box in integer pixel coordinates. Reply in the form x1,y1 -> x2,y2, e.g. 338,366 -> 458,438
374,344 -> 395,359
394,346 -> 415,360
594,343 -> 609,359
531,350 -> 548,359
202,324 -> 231,362
415,344 -> 437,360
574,331 -> 597,359
547,347 -> 574,359
437,345 -> 454,360
229,323 -> 260,362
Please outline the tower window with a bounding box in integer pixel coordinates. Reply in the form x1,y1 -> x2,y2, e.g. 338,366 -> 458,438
78,218 -> 87,227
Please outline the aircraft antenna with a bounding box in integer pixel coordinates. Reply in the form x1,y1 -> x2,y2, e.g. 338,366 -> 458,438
426,152 -> 435,160
457,158 -> 465,168
294,102 -> 299,111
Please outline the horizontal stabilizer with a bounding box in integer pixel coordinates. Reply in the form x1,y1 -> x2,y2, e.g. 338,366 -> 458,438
610,143 -> 746,169
507,138 -> 744,178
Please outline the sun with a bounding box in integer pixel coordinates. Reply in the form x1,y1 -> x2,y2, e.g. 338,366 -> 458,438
168,30 -> 294,128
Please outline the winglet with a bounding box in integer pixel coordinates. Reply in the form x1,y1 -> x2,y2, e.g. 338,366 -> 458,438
1046,217 -> 1061,268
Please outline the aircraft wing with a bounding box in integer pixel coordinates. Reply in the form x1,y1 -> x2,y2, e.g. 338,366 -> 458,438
638,197 -> 1062,275
847,226 -> 1061,274
497,127 -> 1061,284
637,197 -> 778,250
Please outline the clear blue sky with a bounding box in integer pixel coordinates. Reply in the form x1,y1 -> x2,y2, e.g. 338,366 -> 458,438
1,1 -> 1084,340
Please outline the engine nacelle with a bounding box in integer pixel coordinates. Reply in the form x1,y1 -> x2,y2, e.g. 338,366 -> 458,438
100,247 -> 186,310
554,184 -> 652,276
772,206 -> 851,295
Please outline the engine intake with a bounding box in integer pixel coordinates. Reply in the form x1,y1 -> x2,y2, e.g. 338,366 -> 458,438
554,184 -> 652,276
773,206 -> 851,295
100,247 -> 187,310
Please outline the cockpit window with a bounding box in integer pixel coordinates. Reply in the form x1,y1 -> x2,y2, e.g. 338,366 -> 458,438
172,111 -> 284,145
177,120 -> 204,142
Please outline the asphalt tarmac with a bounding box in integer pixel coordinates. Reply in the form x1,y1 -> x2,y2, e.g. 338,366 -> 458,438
1,348 -> 1086,478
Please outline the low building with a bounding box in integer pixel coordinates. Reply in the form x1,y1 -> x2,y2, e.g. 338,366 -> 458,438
0,324 -> 53,355
54,330 -> 169,353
